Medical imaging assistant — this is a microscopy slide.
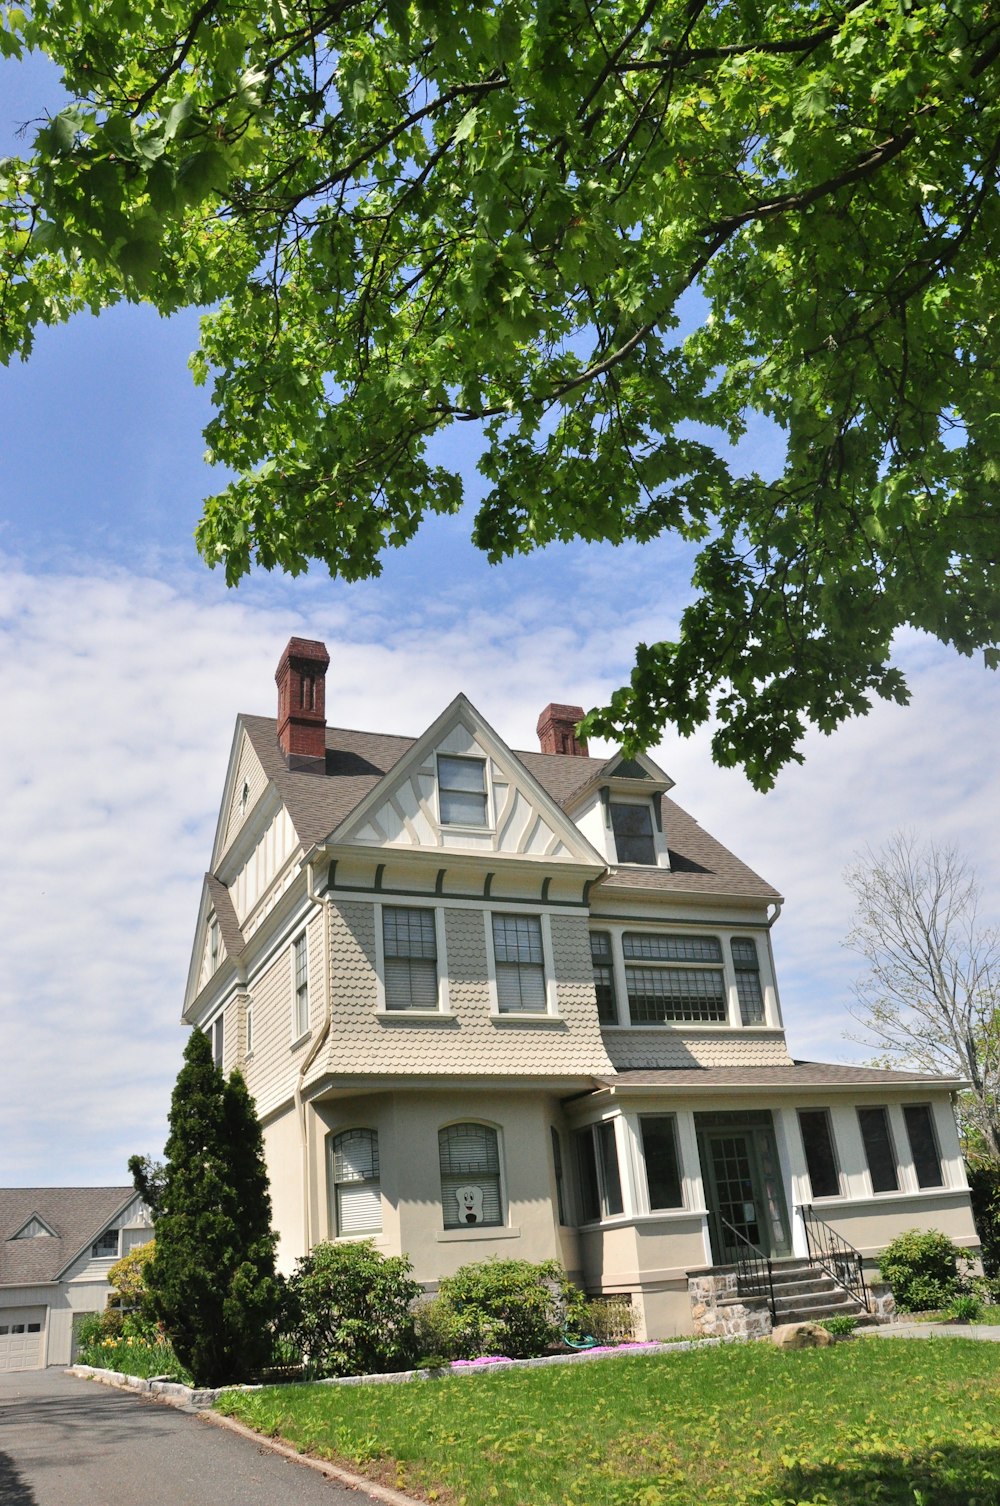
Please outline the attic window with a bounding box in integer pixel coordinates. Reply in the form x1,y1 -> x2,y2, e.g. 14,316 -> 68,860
12,1218 -> 51,1240
438,755 -> 488,827
91,1228 -> 120,1259
610,802 -> 656,865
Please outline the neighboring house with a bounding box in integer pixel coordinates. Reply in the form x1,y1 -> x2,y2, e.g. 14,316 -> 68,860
182,637 -> 979,1338
0,1187 -> 153,1370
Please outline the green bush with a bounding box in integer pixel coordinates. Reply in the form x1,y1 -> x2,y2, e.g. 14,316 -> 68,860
579,1297 -> 636,1346
818,1314 -> 859,1337
948,1293 -> 984,1323
421,1258 -> 587,1360
968,1161 -> 1000,1277
878,1229 -> 964,1312
284,1240 -> 422,1378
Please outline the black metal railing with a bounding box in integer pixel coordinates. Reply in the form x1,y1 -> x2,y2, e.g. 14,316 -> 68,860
799,1205 -> 871,1311
717,1215 -> 776,1322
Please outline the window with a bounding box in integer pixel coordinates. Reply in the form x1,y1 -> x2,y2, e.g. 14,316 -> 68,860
91,1229 -> 119,1259
245,1000 -> 254,1057
209,916 -> 219,971
858,1106 -> 899,1193
610,802 -> 656,864
383,906 -> 438,1010
904,1104 -> 944,1188
551,1127 -> 569,1225
330,1129 -> 382,1236
293,932 -> 309,1038
731,937 -> 765,1024
575,1121 -> 624,1222
640,1116 -> 684,1209
439,1123 -> 503,1228
211,1014 -> 224,1070
798,1109 -> 841,1198
492,914 -> 547,1013
623,933 -> 726,1024
589,932 -> 618,1024
438,755 -> 488,827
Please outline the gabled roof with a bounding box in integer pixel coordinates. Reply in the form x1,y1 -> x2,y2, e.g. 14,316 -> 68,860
232,717 -> 778,903
0,1187 -> 135,1287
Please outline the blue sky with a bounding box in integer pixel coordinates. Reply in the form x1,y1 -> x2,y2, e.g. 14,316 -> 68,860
2,58 -> 999,1187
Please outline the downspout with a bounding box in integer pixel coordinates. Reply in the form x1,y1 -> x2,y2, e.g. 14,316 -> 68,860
295,861 -> 334,1255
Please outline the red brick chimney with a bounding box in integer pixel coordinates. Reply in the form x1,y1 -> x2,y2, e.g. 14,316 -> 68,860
275,637 -> 330,772
536,703 -> 588,757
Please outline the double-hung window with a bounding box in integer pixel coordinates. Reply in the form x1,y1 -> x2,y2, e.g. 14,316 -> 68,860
330,1129 -> 382,1235
903,1104 -> 944,1188
293,932 -> 309,1038
639,1115 -> 684,1209
623,933 -> 726,1024
575,1121 -> 624,1222
438,755 -> 488,827
858,1106 -> 899,1193
610,802 -> 656,864
493,914 -> 547,1013
439,1123 -> 503,1228
590,932 -> 618,1024
798,1109 -> 841,1198
731,937 -> 765,1024
383,906 -> 438,1010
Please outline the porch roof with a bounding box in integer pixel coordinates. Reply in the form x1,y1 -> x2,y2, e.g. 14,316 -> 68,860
590,1060 -> 967,1094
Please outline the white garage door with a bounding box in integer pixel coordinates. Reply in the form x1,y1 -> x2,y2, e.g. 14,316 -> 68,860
0,1308 -> 47,1371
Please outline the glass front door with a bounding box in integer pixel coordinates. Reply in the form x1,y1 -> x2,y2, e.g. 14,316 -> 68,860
696,1112 -> 791,1263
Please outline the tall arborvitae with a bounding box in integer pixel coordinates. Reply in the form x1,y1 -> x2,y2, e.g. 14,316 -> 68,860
139,1028 -> 279,1386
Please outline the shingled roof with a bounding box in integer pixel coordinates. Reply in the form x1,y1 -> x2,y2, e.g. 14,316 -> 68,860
591,1062 -> 966,1092
0,1187 -> 134,1287
237,717 -> 778,903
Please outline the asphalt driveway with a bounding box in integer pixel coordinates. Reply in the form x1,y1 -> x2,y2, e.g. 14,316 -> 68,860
0,1368 -> 384,1506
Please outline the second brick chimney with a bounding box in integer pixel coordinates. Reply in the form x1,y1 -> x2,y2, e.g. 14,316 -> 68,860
536,703 -> 588,757
275,637 -> 330,772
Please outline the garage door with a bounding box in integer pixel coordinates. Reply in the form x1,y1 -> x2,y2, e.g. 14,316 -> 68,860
0,1308 -> 47,1371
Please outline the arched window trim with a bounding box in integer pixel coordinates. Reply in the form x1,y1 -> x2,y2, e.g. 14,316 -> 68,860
438,1120 -> 506,1230
328,1127 -> 382,1238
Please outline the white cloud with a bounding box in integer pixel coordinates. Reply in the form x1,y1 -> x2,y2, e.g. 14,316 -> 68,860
1,546 -> 997,1184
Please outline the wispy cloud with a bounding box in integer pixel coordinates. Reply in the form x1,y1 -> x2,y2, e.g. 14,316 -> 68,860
1,547 -> 997,1184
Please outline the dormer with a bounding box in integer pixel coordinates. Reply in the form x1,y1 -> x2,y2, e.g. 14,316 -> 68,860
559,748 -> 675,870
10,1215 -> 56,1240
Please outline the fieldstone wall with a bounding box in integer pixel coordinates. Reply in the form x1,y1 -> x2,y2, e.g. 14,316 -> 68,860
688,1271 -> 772,1340
867,1281 -> 897,1321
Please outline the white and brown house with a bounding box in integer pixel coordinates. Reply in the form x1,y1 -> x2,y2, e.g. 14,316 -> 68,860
181,637 -> 979,1338
0,1187 -> 153,1370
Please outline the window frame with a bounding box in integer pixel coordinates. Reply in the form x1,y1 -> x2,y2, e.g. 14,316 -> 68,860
638,1113 -> 685,1212
797,1108 -> 842,1200
374,903 -> 449,1015
589,930 -> 619,1025
91,1228 -> 120,1261
438,1121 -> 505,1230
328,1128 -> 383,1238
903,1102 -> 945,1189
437,753 -> 490,829
731,936 -> 766,1025
484,909 -> 554,1018
623,931 -> 728,1026
609,799 -> 658,865
857,1104 -> 901,1194
211,1013 -> 224,1070
381,904 -> 440,1012
574,1117 -> 626,1224
292,931 -> 309,1041
245,997 -> 254,1058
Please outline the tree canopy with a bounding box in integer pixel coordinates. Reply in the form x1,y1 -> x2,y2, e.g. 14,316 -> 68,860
3,0 -> 999,785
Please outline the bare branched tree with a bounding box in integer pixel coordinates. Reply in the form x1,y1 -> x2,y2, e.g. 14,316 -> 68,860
845,831 -> 1000,1159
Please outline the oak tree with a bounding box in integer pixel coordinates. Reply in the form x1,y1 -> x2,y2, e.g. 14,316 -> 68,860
3,0 -> 1000,784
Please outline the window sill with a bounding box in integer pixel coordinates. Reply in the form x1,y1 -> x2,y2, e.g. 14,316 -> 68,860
435,1225 -> 522,1243
490,1012 -> 565,1027
290,1030 -> 312,1051
376,1010 -> 458,1025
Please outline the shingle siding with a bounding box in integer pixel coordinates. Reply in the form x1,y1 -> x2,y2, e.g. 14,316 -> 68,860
604,1029 -> 793,1069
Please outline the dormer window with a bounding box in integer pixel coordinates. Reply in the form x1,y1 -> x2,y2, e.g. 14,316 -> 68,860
610,801 -> 656,865
438,755 -> 487,827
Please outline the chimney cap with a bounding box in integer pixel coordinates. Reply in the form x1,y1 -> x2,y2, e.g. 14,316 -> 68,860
276,637 -> 330,677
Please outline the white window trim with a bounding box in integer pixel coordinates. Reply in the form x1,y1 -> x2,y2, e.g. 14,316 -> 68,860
624,1110 -> 688,1216
485,909 -> 557,1017
608,796 -> 669,868
900,1100 -> 948,1192
373,902 -> 451,1015
435,751 -> 496,833
244,998 -> 254,1059
794,1105 -> 845,1202
438,1119 -> 508,1231
327,1127 -> 383,1239
594,924 -> 777,1031
857,1102 -> 905,1197
291,930 -> 310,1044
574,1111 -> 633,1226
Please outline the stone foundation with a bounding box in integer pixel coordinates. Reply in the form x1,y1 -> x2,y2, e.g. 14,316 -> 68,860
688,1270 -> 772,1340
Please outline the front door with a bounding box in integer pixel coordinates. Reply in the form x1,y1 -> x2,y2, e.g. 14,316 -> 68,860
697,1113 -> 791,1263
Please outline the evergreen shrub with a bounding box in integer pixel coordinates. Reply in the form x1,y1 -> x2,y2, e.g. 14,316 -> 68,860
878,1228 -> 965,1311
416,1258 -> 587,1360
284,1239 -> 422,1378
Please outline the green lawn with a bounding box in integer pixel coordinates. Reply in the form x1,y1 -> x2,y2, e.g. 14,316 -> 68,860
216,1338 -> 1000,1506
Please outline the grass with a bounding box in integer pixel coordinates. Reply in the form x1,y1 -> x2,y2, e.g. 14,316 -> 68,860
215,1339 -> 1000,1506
76,1335 -> 192,1383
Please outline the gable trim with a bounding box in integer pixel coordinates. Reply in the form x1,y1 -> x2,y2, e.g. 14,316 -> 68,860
9,1215 -> 57,1241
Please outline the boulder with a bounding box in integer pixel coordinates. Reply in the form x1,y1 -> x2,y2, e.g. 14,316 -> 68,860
771,1322 -> 833,1350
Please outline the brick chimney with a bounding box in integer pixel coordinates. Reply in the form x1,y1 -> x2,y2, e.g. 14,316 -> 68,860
275,637 -> 330,772
536,703 -> 588,757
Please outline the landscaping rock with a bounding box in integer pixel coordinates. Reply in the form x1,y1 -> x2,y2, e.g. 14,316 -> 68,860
771,1322 -> 833,1349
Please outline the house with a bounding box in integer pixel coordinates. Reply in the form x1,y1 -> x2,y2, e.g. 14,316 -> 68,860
181,638 -> 979,1338
0,1187 -> 153,1369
